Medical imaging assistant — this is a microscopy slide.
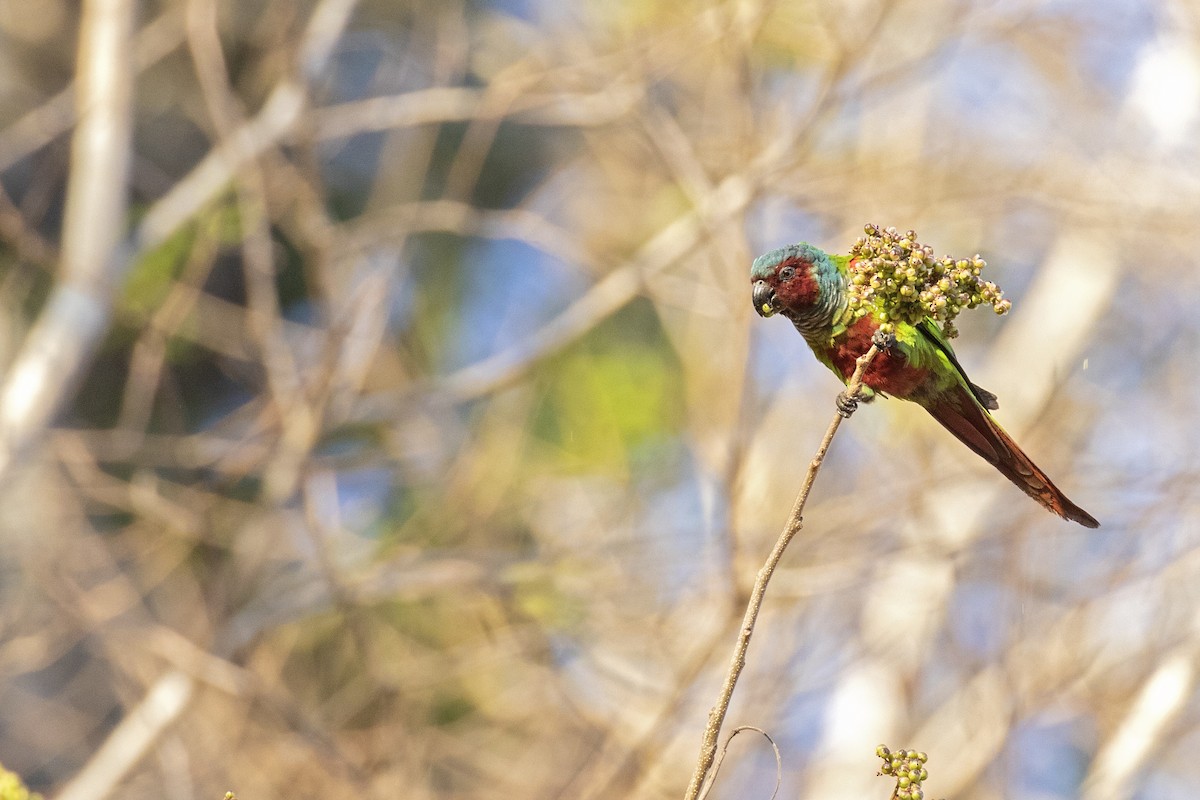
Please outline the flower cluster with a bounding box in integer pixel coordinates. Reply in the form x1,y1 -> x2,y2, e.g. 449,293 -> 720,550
876,745 -> 930,800
847,224 -> 1011,338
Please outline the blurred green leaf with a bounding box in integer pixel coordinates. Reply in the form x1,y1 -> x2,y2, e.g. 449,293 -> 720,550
536,300 -> 683,474
0,764 -> 41,800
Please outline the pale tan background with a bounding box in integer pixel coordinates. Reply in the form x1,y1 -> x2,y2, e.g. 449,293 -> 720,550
0,1 -> 1194,798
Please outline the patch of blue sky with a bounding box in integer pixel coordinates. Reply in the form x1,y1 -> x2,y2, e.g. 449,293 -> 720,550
774,686 -> 832,759
443,236 -> 587,372
934,5 -> 1156,161
315,32 -> 438,196
759,63 -> 827,110
1038,0 -> 1157,92
632,461 -> 714,601
747,323 -> 831,411
381,251 -> 420,332
1134,772 -> 1200,800
937,42 -> 1061,158
333,467 -> 396,540
949,580 -> 1014,659
745,195 -> 830,259
1009,715 -> 1093,798
481,0 -> 539,23
318,127 -> 387,199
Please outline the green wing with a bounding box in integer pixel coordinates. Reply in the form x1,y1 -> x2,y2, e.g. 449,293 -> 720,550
915,319 -> 999,410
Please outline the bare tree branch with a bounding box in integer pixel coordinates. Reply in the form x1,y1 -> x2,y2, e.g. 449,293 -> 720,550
0,0 -> 135,481
684,344 -> 883,800
0,7 -> 184,174
54,670 -> 196,800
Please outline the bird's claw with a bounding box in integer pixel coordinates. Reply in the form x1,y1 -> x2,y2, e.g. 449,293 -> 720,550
835,390 -> 859,418
872,329 -> 896,351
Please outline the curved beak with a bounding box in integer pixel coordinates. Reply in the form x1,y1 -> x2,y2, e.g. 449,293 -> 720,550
752,280 -> 777,318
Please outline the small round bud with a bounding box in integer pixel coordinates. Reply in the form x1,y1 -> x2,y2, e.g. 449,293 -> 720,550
847,223 -> 1007,339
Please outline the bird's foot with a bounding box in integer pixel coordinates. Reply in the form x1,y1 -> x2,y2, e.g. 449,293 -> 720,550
871,329 -> 896,351
835,390 -> 860,418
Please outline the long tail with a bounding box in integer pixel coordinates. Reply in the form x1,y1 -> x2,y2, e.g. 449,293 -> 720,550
924,388 -> 1099,528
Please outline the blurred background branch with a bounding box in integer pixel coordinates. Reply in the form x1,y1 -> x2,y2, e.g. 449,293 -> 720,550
686,344 -> 880,800
0,0 -> 134,480
0,1 -> 1193,799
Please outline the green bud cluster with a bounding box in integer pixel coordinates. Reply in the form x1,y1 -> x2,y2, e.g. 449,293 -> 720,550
876,744 -> 929,800
847,224 -> 1011,337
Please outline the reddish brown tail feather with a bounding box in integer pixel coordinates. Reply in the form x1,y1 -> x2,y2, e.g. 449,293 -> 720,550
924,390 -> 1099,528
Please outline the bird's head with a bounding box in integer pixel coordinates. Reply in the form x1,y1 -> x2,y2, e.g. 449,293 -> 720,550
750,243 -> 834,318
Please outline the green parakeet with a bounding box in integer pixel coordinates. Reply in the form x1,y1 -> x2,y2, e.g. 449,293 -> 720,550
752,242 -> 1098,528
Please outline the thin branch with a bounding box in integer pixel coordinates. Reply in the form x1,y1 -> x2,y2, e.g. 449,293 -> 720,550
309,83 -> 644,142
54,669 -> 196,800
132,0 -> 360,257
565,606 -> 739,800
0,0 -> 135,481
0,7 -> 184,174
343,172 -> 754,424
186,0 -> 307,503
1083,647 -> 1194,800
700,726 -> 783,800
341,199 -> 598,277
683,344 -> 882,800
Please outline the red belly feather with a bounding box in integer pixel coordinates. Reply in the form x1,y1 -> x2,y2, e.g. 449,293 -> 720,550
826,316 -> 928,399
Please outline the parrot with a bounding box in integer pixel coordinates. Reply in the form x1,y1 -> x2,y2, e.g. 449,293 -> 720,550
751,242 -> 1099,528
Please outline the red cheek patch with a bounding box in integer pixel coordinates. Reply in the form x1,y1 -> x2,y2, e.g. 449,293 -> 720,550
775,258 -> 819,309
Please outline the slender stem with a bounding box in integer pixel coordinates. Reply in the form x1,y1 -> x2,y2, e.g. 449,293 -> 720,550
0,0 -> 134,482
684,344 -> 882,800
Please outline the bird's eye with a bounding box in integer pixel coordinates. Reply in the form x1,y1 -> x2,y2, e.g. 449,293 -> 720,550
780,266 -> 796,280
